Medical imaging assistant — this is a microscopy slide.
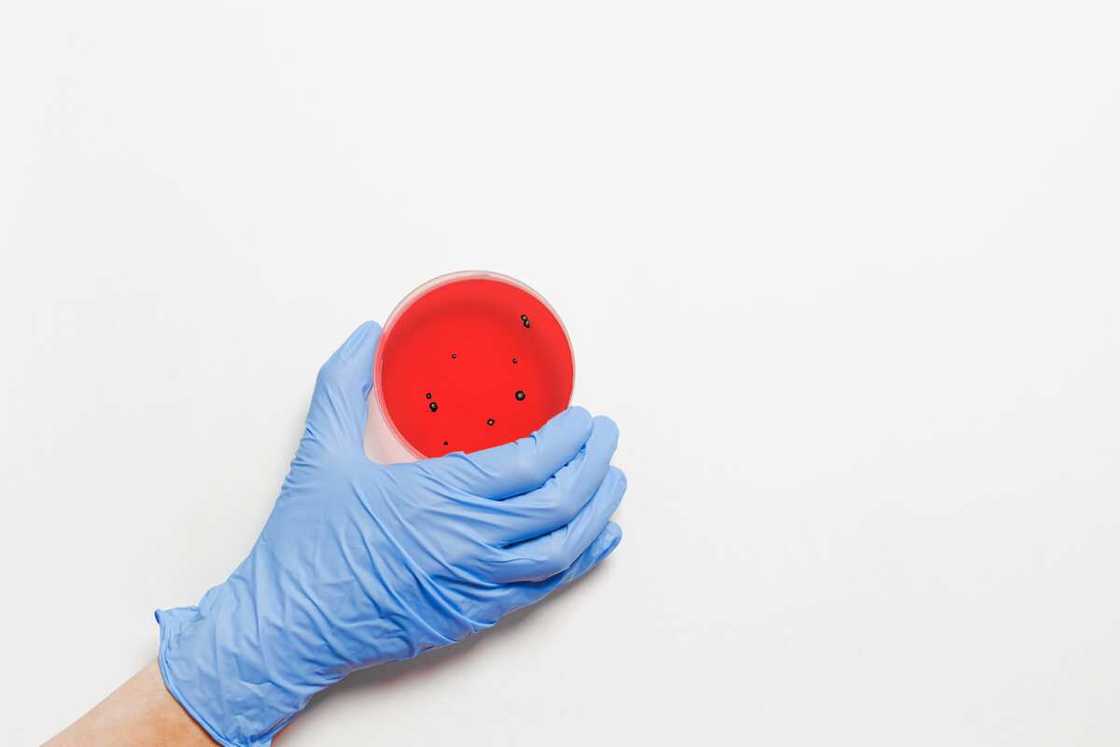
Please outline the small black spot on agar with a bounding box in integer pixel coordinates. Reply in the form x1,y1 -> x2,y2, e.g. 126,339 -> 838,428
451,352 -> 458,359
512,357 -> 518,364
425,392 -> 432,399
515,390 -> 526,401
428,402 -> 438,413
442,440 -> 448,446
520,313 -> 528,321
486,418 -> 495,426
522,317 -> 531,328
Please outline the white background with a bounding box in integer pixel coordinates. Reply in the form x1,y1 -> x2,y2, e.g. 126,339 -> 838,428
3,2 -> 1120,744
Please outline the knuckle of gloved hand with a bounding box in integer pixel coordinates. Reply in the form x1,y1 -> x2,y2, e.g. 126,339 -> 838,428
597,414 -> 621,439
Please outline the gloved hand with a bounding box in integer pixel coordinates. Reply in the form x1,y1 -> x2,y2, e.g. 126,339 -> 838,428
155,321 -> 625,746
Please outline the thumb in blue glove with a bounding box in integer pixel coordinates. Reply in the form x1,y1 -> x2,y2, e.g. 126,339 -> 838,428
155,321 -> 626,746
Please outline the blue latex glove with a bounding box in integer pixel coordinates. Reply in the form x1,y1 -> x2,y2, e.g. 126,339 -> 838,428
155,321 -> 625,746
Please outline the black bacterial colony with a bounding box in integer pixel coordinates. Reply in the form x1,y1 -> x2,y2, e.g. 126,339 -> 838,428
424,312 -> 533,449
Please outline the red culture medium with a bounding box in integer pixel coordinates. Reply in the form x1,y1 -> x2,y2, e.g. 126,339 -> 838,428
376,275 -> 574,458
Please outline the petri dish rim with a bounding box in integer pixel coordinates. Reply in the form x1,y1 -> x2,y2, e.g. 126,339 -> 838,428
374,270 -> 576,459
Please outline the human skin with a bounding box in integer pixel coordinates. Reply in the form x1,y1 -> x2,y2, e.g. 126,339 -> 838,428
44,661 -> 215,746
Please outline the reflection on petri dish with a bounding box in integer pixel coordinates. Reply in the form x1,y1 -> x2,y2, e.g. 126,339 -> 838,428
369,271 -> 575,462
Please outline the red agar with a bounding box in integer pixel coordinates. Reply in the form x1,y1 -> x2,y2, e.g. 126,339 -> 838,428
376,276 -> 574,458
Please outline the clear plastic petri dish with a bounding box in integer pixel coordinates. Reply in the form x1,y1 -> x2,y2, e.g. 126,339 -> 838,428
365,271 -> 575,463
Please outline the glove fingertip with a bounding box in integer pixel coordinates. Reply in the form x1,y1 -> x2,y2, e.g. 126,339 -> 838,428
607,465 -> 627,491
601,521 -> 623,556
552,405 -> 593,440
341,320 -> 382,360
590,414 -> 620,443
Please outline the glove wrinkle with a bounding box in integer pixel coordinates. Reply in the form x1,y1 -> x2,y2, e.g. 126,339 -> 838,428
354,486 -> 461,650
379,496 -> 486,639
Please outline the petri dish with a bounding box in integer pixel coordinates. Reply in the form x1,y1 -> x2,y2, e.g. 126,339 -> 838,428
366,271 -> 575,463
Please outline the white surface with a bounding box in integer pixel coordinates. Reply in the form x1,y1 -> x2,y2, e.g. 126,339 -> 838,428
3,2 -> 1120,744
